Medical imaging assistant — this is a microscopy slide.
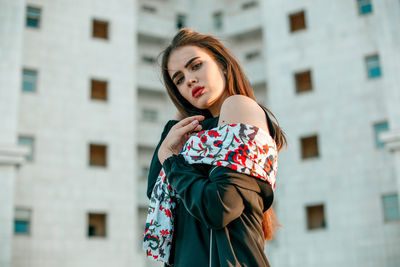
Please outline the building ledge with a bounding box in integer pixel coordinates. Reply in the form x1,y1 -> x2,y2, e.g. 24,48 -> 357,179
0,144 -> 29,166
222,8 -> 262,38
381,129 -> 400,152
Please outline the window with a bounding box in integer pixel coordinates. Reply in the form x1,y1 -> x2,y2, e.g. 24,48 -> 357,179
18,136 -> 34,162
141,55 -> 157,64
22,69 -> 38,92
365,55 -> 382,79
140,166 -> 150,180
300,135 -> 319,159
374,121 -> 389,148
26,6 -> 41,28
213,11 -> 223,30
242,1 -> 258,10
176,14 -> 186,29
295,70 -> 312,93
357,0 -> 373,15
142,108 -> 158,122
92,19 -> 109,40
306,204 -> 326,230
87,213 -> 106,237
141,5 -> 157,13
91,79 -> 107,101
14,208 -> 31,235
89,144 -> 107,167
245,50 -> 261,61
382,194 -> 400,222
289,11 -> 306,32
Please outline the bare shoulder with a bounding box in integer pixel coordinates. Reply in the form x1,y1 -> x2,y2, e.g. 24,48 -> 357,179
218,95 -> 269,134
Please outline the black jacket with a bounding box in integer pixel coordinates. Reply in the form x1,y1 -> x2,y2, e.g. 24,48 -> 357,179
146,116 -> 274,267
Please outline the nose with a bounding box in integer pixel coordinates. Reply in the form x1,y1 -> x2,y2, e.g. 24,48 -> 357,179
186,76 -> 197,88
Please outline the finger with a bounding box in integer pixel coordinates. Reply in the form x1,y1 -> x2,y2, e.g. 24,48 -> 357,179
185,125 -> 202,136
194,124 -> 202,132
177,119 -> 201,135
176,115 -> 205,128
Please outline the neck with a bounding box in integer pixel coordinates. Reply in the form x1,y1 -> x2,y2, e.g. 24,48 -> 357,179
208,91 -> 230,118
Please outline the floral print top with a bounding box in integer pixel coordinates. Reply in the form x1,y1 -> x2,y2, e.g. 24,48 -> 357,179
143,123 -> 278,263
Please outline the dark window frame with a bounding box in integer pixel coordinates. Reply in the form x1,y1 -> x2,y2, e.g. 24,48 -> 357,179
92,19 -> 109,40
213,11 -> 223,30
141,4 -> 157,13
242,1 -> 258,10
14,207 -> 32,235
90,79 -> 108,101
357,0 -> 373,15
382,193 -> 400,222
141,108 -> 158,122
87,212 -> 107,238
306,204 -> 327,230
365,54 -> 382,79
141,55 -> 157,64
300,135 -> 319,159
89,143 -> 107,167
18,135 -> 35,162
176,14 -> 186,29
245,50 -> 261,61
295,70 -> 313,93
26,6 -> 41,28
373,121 -> 389,148
22,68 -> 38,93
289,10 -> 307,33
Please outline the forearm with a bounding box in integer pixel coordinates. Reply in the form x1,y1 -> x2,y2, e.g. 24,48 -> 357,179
163,154 -> 245,229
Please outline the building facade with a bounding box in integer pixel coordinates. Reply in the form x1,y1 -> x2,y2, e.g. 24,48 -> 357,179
1,0 -> 138,266
1,0 -> 399,267
260,1 -> 400,266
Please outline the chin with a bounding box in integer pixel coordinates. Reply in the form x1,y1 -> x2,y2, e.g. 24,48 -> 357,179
193,104 -> 209,110
189,98 -> 206,109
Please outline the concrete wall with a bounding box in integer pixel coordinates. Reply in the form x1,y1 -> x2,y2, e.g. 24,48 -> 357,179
12,0 -> 138,266
262,0 -> 400,266
4,0 -> 399,266
0,1 -> 26,267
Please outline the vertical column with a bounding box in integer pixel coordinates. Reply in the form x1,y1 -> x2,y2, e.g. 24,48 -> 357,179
0,0 -> 27,266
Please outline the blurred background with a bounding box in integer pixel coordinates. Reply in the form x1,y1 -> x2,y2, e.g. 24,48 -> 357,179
1,0 -> 400,266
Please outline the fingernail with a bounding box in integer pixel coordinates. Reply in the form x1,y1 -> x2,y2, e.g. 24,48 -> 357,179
192,120 -> 199,126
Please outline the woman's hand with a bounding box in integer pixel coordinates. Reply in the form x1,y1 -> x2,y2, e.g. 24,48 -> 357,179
158,115 -> 205,165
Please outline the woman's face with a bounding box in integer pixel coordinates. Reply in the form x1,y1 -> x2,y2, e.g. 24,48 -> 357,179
167,45 -> 228,117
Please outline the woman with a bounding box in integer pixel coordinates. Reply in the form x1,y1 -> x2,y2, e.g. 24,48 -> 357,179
145,28 -> 287,267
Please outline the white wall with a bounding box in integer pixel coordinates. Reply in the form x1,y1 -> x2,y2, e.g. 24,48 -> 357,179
262,0 -> 400,266
5,0 -> 400,266
12,0 -> 138,266
0,1 -> 26,266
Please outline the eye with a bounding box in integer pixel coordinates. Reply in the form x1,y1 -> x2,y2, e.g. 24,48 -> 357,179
176,76 -> 184,85
192,62 -> 202,70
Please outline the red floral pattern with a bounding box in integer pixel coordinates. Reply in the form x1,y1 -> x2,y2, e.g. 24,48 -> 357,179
143,123 -> 278,263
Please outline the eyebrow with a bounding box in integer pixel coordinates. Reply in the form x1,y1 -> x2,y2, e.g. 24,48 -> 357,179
171,56 -> 200,82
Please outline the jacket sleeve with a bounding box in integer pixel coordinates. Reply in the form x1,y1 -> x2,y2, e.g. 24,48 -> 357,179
146,120 -> 179,199
163,154 -> 246,230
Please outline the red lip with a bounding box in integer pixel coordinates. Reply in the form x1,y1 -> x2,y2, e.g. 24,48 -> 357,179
192,86 -> 204,98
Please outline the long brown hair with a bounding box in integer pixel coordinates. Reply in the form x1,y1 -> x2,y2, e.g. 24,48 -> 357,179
160,28 -> 287,241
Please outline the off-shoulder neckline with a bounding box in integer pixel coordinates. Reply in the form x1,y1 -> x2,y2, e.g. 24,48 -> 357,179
204,123 -> 276,144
